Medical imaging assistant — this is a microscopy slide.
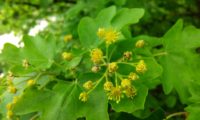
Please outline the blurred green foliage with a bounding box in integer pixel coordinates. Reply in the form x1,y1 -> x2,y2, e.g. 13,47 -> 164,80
0,0 -> 200,36
0,0 -> 200,120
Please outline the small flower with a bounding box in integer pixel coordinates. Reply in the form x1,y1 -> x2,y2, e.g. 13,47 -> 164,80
108,62 -> 118,73
121,79 -> 131,88
6,103 -> 13,110
8,86 -> 17,94
62,52 -> 73,61
7,79 -> 13,86
135,40 -> 145,48
83,81 -> 93,90
128,72 -> 139,81
79,92 -> 88,102
7,71 -> 13,81
91,66 -> 101,73
124,86 -> 137,98
104,81 -> 114,91
27,79 -> 36,87
22,59 -> 29,69
90,48 -> 103,64
12,96 -> 19,104
123,51 -> 132,60
104,28 -> 120,45
6,110 -> 13,119
136,60 -> 147,73
107,86 -> 122,103
97,28 -> 106,39
64,34 -> 72,42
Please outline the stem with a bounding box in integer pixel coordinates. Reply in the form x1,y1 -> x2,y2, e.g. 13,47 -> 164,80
106,45 -> 109,62
53,61 -> 63,69
165,112 -> 187,120
117,62 -> 136,67
115,72 -> 118,86
108,46 -> 116,61
87,73 -> 106,94
30,113 -> 40,120
153,52 -> 167,56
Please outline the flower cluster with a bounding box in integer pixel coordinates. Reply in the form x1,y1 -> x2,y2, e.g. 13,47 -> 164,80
103,75 -> 138,103
78,27 -> 148,103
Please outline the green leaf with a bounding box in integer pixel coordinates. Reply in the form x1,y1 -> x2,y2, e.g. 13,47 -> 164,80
111,8 -> 144,30
65,56 -> 82,69
0,43 -> 23,65
185,104 -> 200,120
13,81 -> 109,120
111,83 -> 148,113
22,34 -> 56,69
65,1 -> 85,20
132,95 -> 161,119
159,19 -> 200,103
95,6 -> 116,27
78,17 -> 99,48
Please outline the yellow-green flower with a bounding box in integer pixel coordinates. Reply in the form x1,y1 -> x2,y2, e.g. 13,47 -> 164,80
97,28 -> 106,39
6,103 -> 13,110
108,62 -> 118,73
136,60 -> 147,73
8,86 -> 17,94
91,66 -> 101,73
12,96 -> 19,104
97,28 -> 120,45
90,48 -> 103,64
22,59 -> 29,69
123,51 -> 132,60
27,79 -> 36,87
135,40 -> 145,48
83,81 -> 93,90
128,72 -> 139,81
7,71 -> 13,81
6,110 -> 13,119
107,86 -> 122,103
62,52 -> 73,61
104,28 -> 120,45
124,86 -> 137,98
64,34 -> 72,42
79,92 -> 88,102
104,81 -> 114,91
121,79 -> 131,88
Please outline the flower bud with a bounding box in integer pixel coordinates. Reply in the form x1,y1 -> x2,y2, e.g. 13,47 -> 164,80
27,79 -> 36,87
62,52 -> 73,61
108,62 -> 118,73
136,60 -> 147,73
83,81 -> 93,90
79,92 -> 88,102
104,81 -> 113,91
135,40 -> 145,48
91,66 -> 101,73
123,51 -> 132,60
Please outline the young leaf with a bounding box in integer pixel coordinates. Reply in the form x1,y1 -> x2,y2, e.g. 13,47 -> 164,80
159,19 -> 200,103
78,17 -> 99,49
95,6 -> 116,27
111,8 -> 144,30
